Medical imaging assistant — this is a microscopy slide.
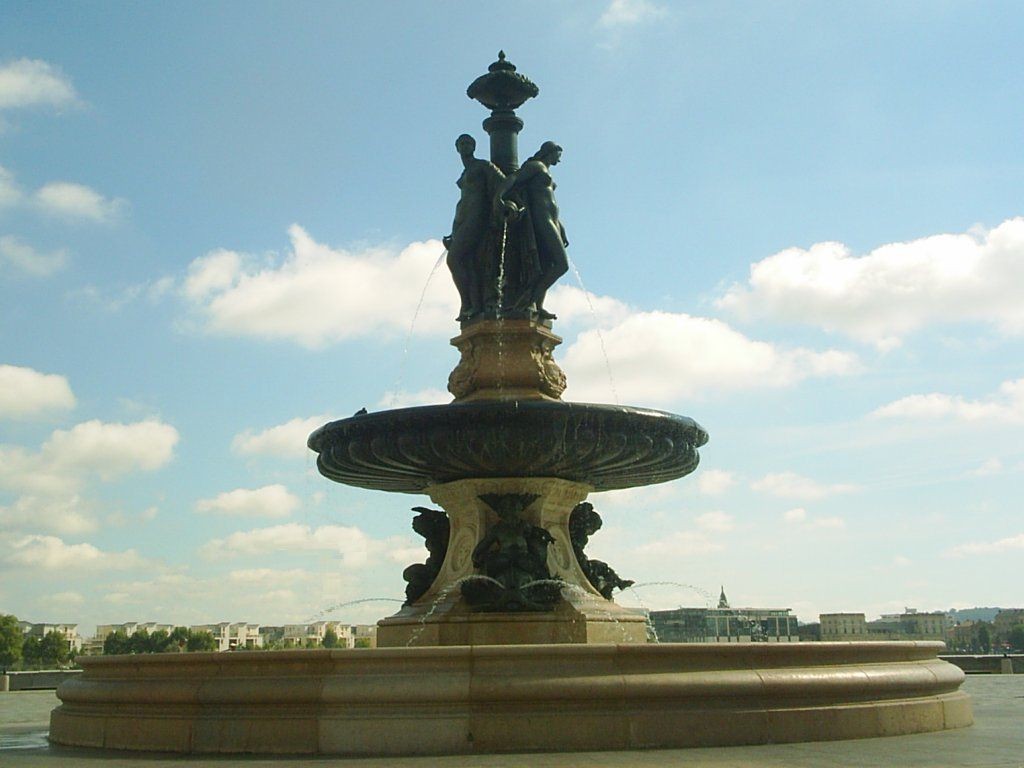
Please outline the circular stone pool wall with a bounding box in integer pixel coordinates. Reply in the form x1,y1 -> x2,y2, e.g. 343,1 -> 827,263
50,641 -> 970,755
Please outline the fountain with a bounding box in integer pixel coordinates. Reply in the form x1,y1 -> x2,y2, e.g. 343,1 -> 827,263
48,54 -> 971,756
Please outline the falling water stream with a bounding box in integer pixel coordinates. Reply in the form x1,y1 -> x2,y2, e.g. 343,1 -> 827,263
305,597 -> 404,624
405,575 -> 505,646
624,582 -> 717,642
495,221 -> 509,390
389,247 -> 448,401
567,256 -> 620,405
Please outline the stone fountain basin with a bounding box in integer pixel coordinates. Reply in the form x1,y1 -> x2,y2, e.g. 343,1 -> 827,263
308,400 -> 708,493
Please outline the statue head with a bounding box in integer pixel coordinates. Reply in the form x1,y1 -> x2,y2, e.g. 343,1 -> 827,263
455,133 -> 476,158
411,507 -> 448,538
532,141 -> 562,165
570,502 -> 602,538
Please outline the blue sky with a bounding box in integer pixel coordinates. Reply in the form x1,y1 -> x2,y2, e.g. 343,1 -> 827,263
1,1 -> 1022,634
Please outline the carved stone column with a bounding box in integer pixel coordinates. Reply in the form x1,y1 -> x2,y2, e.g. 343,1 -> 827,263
376,477 -> 648,647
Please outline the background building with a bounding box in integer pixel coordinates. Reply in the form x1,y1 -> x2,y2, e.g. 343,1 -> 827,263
18,622 -> 82,653
190,623 -> 263,651
820,613 -> 869,640
650,588 -> 800,643
819,609 -> 947,643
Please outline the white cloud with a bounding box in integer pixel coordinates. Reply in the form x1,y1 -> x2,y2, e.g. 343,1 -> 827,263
946,533 -> 1024,558
0,236 -> 67,276
0,165 -> 21,206
633,530 -> 723,557
970,458 -> 1004,477
815,517 -> 846,531
184,249 -> 242,300
695,511 -> 734,533
0,59 -> 78,110
196,484 -> 299,519
33,181 -> 125,223
782,507 -> 846,530
544,284 -> 632,327
0,364 -> 75,419
227,568 -> 312,586
0,494 -> 97,535
43,590 -> 85,609
182,226 -> 455,348
0,534 -> 147,571
96,567 -> 394,628
0,418 -> 179,495
598,0 -> 667,28
201,523 -> 383,568
594,483 -> 683,510
753,472 -> 858,501
232,414 -> 329,458
718,217 -> 1024,347
561,310 -> 860,403
871,378 -> 1024,425
376,388 -> 450,409
696,469 -> 735,496
783,507 -> 807,523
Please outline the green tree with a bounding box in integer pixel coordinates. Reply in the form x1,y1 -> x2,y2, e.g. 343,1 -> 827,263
128,628 -> 150,655
0,614 -> 22,669
186,630 -> 217,652
21,636 -> 42,668
39,631 -> 70,667
322,628 -> 339,648
168,627 -> 190,652
1007,625 -> 1024,652
977,623 -> 992,653
148,629 -> 173,653
354,637 -> 372,649
103,631 -> 131,655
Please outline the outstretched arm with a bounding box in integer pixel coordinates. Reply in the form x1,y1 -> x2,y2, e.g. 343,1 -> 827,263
494,161 -> 540,217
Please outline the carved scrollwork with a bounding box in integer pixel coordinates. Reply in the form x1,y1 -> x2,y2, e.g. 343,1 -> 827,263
448,342 -> 479,399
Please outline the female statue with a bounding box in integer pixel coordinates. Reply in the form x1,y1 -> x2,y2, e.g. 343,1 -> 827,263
443,134 -> 505,322
496,141 -> 569,320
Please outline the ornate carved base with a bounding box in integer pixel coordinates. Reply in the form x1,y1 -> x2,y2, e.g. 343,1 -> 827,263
377,477 -> 648,647
447,319 -> 566,401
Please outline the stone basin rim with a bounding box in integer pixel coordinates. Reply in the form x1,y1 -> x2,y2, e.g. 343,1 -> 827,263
308,400 -> 709,494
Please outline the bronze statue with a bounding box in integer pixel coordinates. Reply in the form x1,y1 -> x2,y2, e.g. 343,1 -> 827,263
443,54 -> 574,325
496,141 -> 569,320
402,506 -> 450,605
443,134 -> 505,322
461,493 -> 561,611
569,502 -> 634,600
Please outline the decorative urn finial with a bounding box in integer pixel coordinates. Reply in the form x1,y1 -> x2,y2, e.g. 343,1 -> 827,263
466,51 -> 539,112
466,52 -> 538,173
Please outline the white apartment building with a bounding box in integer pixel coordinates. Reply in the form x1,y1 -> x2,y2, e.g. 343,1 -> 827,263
19,622 -> 82,653
190,623 -> 262,651
94,622 -> 175,640
282,621 -> 355,647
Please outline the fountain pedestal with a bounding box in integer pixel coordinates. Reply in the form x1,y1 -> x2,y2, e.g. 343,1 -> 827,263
448,319 -> 566,402
377,477 -> 648,647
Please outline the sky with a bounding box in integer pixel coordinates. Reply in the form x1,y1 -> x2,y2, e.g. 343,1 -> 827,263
1,1 -> 1022,636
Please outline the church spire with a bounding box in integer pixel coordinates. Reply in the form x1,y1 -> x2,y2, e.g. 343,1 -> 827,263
718,585 -> 730,609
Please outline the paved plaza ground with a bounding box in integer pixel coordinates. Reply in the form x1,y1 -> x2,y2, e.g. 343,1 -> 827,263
1,675 -> 1021,767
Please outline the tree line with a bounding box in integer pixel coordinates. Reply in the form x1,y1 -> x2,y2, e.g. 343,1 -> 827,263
1,614 -> 72,670
101,626 -> 218,654
0,614 -> 222,670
